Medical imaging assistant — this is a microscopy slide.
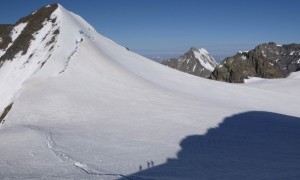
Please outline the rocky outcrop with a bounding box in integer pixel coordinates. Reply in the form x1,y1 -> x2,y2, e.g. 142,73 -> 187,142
0,103 -> 13,124
0,25 -> 13,50
0,3 -> 58,64
210,42 -> 300,83
162,47 -> 217,78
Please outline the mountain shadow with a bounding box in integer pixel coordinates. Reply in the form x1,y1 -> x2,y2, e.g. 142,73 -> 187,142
123,111 -> 300,180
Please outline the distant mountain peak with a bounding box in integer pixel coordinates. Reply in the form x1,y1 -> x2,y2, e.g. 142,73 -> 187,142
190,47 -> 199,51
161,47 -> 217,78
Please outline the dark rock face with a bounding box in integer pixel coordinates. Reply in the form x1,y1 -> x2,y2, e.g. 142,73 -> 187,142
0,103 -> 13,124
0,3 -> 58,64
162,48 -> 217,78
0,25 -> 13,50
210,42 -> 300,83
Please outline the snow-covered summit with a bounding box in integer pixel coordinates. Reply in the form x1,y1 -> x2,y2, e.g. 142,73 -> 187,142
162,47 -> 217,77
0,3 -> 104,119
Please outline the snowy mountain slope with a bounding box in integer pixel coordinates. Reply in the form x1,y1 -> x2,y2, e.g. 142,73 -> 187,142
0,4 -> 299,179
162,47 -> 218,78
0,4 -> 59,123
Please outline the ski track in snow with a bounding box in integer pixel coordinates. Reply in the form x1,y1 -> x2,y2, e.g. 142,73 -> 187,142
24,125 -> 141,180
59,30 -> 95,74
59,43 -> 80,74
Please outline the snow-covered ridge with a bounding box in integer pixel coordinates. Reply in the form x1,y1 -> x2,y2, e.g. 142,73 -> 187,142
0,3 -> 101,118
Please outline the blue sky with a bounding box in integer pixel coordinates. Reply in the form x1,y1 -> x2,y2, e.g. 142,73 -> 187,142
1,0 -> 300,58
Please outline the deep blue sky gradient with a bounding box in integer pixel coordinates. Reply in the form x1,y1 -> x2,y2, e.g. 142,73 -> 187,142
1,0 -> 299,58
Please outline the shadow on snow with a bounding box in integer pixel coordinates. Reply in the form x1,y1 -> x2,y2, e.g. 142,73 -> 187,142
122,111 -> 300,180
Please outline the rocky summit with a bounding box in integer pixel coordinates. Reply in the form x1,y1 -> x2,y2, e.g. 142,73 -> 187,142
210,42 -> 300,83
161,47 -> 217,78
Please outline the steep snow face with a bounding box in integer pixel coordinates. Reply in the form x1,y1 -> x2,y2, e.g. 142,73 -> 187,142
192,48 -> 217,71
0,4 -> 300,179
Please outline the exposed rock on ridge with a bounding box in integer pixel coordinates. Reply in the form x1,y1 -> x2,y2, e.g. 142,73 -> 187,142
210,42 -> 300,83
0,3 -> 58,64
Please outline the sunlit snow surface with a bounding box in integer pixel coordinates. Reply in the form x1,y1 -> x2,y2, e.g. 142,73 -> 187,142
0,5 -> 300,179
193,48 -> 217,71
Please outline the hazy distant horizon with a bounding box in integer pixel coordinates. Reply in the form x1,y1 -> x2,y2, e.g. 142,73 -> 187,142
141,51 -> 229,63
136,44 -> 253,63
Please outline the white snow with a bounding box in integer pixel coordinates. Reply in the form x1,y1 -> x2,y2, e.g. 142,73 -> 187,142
193,48 -> 217,71
0,4 -> 299,179
244,71 -> 300,96
262,50 -> 266,57
290,51 -> 295,55
199,48 -> 209,55
76,37 -> 83,44
241,55 -> 247,60
238,51 -> 248,54
192,63 -> 197,71
10,22 -> 27,42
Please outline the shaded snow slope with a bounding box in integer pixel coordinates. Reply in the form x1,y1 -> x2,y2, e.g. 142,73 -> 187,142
126,111 -> 300,180
0,4 -> 299,179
